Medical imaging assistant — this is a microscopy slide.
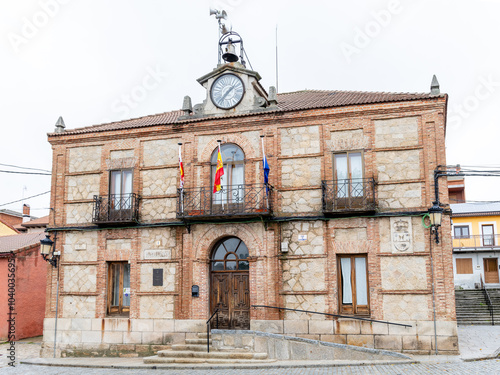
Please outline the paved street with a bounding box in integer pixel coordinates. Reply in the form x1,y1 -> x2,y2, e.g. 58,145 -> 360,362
0,360 -> 499,374
1,326 -> 500,374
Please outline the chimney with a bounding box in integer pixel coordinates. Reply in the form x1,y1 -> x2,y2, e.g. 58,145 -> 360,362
22,204 -> 30,223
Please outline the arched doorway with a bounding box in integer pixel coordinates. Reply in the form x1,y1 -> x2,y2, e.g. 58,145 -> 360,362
210,237 -> 250,329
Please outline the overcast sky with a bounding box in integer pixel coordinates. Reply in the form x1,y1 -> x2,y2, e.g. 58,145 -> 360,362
1,0 -> 499,218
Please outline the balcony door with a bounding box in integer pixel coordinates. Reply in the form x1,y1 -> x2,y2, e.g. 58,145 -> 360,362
482,224 -> 495,246
110,169 -> 133,220
334,152 -> 364,208
211,144 -> 245,210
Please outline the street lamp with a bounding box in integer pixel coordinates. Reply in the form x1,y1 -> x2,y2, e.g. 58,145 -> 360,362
40,234 -> 60,267
428,201 -> 444,243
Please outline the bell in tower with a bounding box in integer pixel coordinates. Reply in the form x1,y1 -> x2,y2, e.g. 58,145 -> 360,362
222,41 -> 238,63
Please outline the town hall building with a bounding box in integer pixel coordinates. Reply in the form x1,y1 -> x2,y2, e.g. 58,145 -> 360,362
41,23 -> 458,358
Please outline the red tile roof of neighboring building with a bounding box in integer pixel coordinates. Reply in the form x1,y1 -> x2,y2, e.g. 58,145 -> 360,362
50,90 -> 444,136
0,232 -> 46,253
20,215 -> 49,228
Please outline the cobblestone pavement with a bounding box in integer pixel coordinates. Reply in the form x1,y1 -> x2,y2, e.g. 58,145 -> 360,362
458,325 -> 500,359
0,360 -> 499,374
0,336 -> 42,368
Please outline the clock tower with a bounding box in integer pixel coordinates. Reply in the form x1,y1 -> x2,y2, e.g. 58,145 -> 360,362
179,10 -> 277,120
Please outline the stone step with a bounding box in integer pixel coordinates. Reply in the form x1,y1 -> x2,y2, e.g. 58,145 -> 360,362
197,333 -> 210,339
171,344 -> 208,352
157,350 -> 267,360
144,355 -> 275,364
185,339 -> 212,345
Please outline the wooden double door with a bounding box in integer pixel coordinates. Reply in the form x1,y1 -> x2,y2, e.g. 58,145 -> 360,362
210,272 -> 250,330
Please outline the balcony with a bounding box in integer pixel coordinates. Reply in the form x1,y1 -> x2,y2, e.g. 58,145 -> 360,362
452,234 -> 500,252
92,193 -> 140,225
322,178 -> 376,215
177,184 -> 273,220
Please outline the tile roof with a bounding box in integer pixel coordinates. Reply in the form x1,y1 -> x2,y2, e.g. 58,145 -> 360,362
50,90 -> 444,136
451,203 -> 500,216
0,209 -> 23,218
21,215 -> 49,228
0,232 -> 46,253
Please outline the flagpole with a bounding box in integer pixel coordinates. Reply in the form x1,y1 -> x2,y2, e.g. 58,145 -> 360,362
260,135 -> 269,210
178,143 -> 184,214
218,140 -> 225,212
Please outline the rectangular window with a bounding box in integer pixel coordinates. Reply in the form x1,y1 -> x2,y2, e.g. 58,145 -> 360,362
456,258 -> 473,274
107,262 -> 130,316
338,255 -> 369,315
333,151 -> 364,199
454,226 -> 470,238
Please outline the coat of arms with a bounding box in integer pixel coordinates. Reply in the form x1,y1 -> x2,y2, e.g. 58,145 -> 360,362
391,217 -> 412,252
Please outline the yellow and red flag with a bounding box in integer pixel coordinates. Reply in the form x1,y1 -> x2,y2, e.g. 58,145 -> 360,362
213,144 -> 224,193
178,144 -> 184,188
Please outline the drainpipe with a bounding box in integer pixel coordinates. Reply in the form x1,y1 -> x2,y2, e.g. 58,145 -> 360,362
53,233 -> 59,358
429,223 -> 438,355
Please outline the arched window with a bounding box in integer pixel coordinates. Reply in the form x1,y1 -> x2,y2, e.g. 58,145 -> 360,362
211,237 -> 249,271
211,144 -> 244,204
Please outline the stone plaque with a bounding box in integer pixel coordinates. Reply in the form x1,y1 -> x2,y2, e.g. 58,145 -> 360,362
144,249 -> 171,260
390,217 -> 412,253
75,243 -> 87,251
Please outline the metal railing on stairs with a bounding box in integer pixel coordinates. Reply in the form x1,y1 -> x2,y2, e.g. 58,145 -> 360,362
480,274 -> 495,325
252,305 -> 412,327
206,309 -> 219,353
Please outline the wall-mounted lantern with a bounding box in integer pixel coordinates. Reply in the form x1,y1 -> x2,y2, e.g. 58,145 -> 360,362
40,234 -> 60,267
428,201 -> 444,244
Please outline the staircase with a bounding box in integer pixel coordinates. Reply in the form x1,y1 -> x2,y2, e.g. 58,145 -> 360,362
455,288 -> 500,325
143,332 -> 273,364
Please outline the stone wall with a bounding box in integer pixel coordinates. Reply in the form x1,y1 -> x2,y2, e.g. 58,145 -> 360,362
281,125 -> 320,156
376,150 -> 421,182
141,198 -> 176,221
374,117 -> 419,148
141,168 -> 177,196
68,146 -> 102,173
281,158 -> 321,187
142,139 -> 179,167
66,174 -> 100,201
211,329 -> 411,361
281,190 -> 322,213
65,203 -> 93,224
378,183 -> 423,209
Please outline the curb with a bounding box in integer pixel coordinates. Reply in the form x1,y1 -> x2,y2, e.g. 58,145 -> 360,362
21,358 -> 417,370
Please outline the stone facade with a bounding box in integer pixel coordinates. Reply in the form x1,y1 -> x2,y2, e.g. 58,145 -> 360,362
44,81 -> 456,358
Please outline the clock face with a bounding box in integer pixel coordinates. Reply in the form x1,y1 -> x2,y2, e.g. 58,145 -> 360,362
210,74 -> 245,109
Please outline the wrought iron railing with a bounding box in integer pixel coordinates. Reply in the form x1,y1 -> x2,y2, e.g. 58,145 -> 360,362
177,183 -> 273,219
92,193 -> 140,224
321,178 -> 376,213
480,274 -> 495,325
251,305 -> 411,327
206,309 -> 219,353
452,234 -> 499,250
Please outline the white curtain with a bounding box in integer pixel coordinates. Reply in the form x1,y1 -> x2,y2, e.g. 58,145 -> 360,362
355,257 -> 368,305
341,258 -> 352,304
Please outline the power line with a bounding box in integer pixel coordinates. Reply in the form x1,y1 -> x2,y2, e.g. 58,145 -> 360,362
0,191 -> 51,207
0,170 -> 51,176
0,163 -> 51,173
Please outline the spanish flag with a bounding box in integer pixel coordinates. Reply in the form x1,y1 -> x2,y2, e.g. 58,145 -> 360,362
213,144 -> 224,193
178,144 -> 184,188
